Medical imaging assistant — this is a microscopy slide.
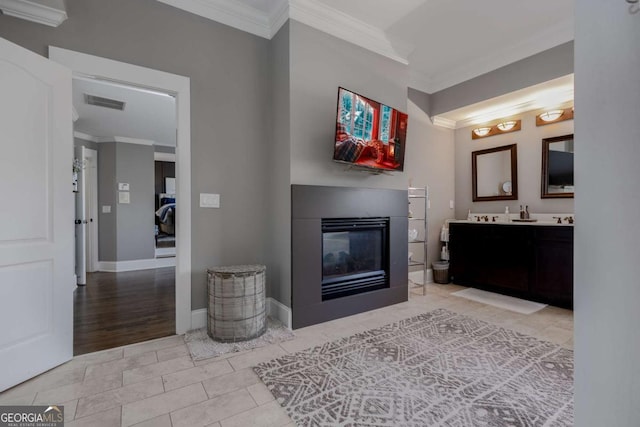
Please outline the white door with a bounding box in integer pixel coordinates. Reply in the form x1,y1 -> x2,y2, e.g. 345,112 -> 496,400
75,146 -> 87,285
0,37 -> 74,391
85,149 -> 99,273
74,146 -> 98,284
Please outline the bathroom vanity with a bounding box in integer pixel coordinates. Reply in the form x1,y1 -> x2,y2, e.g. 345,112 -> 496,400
449,221 -> 573,308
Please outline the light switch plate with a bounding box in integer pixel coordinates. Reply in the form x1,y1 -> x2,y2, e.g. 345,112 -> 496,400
200,193 -> 220,208
102,205 -> 111,213
118,183 -> 130,191
119,191 -> 130,204
449,200 -> 454,209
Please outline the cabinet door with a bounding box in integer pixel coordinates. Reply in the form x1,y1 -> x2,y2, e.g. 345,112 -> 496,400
532,227 -> 573,307
449,224 -> 488,285
485,225 -> 530,292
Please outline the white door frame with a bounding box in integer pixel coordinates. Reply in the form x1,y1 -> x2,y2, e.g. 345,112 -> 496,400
50,47 -> 192,334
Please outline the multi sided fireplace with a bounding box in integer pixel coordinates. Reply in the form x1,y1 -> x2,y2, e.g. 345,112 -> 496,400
321,218 -> 389,300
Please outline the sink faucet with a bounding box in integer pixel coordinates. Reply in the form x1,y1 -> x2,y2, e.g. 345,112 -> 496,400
564,216 -> 574,224
553,216 -> 562,224
480,215 -> 489,222
491,216 -> 499,222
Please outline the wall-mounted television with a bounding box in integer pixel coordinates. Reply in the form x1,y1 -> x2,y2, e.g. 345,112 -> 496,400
333,87 -> 408,172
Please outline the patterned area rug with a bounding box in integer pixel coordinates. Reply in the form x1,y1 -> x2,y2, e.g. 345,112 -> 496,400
254,308 -> 573,426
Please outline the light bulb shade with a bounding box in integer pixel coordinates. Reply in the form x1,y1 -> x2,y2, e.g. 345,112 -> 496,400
496,121 -> 517,131
539,110 -> 564,122
473,127 -> 492,137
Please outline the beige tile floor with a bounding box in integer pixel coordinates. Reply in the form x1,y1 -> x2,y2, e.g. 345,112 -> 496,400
0,283 -> 573,426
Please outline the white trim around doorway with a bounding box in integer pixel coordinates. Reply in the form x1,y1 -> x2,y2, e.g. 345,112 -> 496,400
49,46 -> 192,334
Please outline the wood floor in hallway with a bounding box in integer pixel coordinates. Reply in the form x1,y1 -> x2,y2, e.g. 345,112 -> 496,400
74,267 -> 175,355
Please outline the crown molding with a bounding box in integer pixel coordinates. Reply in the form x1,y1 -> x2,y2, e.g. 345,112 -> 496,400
154,152 -> 177,162
73,131 -> 99,143
111,136 -> 156,146
73,131 -> 158,146
289,0 -> 410,65
0,0 -> 67,27
428,17 -> 574,93
156,0 -> 271,38
431,116 -> 457,130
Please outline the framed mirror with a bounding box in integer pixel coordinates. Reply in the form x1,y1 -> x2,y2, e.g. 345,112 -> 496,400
472,144 -> 518,202
541,134 -> 574,198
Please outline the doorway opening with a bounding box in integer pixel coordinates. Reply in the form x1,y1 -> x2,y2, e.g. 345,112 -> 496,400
50,46 -> 192,355
72,77 -> 178,355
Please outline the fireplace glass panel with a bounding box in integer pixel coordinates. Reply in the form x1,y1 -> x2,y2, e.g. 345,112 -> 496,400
321,217 -> 389,300
323,230 -> 383,280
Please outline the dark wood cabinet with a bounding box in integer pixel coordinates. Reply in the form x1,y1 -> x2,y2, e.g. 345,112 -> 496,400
531,227 -> 573,307
449,223 -> 573,308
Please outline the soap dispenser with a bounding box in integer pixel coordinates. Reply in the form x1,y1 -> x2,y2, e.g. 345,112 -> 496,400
467,209 -> 472,221
505,206 -> 510,222
524,205 -> 530,220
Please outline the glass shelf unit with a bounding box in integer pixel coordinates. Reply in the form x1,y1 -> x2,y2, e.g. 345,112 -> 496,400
408,186 -> 428,295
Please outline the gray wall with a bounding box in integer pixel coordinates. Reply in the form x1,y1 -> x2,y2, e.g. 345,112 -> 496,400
574,2 -> 640,425
98,142 -> 117,261
115,143 -> 155,261
454,109 -> 574,218
0,0 -> 270,310
430,42 -> 574,116
289,21 -> 411,189
281,22 -> 455,302
405,98 -> 455,270
97,142 -> 155,261
265,22 -> 291,305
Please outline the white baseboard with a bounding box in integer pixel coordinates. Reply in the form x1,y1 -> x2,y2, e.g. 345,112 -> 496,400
98,257 -> 176,272
191,308 -> 207,330
267,297 -> 292,329
409,269 -> 433,285
189,298 -> 292,332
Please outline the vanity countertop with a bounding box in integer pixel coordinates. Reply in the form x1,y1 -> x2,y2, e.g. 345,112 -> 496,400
449,219 -> 573,227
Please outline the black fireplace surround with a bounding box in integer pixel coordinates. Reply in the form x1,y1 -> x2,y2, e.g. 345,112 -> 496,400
292,185 -> 408,328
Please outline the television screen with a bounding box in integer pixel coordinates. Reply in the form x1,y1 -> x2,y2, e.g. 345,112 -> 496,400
333,87 -> 408,172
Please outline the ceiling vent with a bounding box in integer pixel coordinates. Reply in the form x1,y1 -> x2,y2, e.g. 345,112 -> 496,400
84,94 -> 126,111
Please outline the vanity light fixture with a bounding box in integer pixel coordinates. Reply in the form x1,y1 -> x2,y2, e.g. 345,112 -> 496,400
536,107 -> 574,126
496,121 -> 517,131
539,110 -> 564,122
473,127 -> 492,137
471,119 -> 521,140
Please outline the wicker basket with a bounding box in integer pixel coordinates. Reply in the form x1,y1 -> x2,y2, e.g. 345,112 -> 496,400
207,265 -> 266,342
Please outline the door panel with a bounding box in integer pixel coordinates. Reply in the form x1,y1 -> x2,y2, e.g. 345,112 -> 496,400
0,37 -> 73,391
0,61 -> 50,242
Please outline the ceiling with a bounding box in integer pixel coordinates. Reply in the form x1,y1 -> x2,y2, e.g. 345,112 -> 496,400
73,77 -> 176,147
158,0 -> 574,96
74,0 -> 573,135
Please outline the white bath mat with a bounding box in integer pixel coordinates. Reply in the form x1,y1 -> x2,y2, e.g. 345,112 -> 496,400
452,288 -> 547,314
